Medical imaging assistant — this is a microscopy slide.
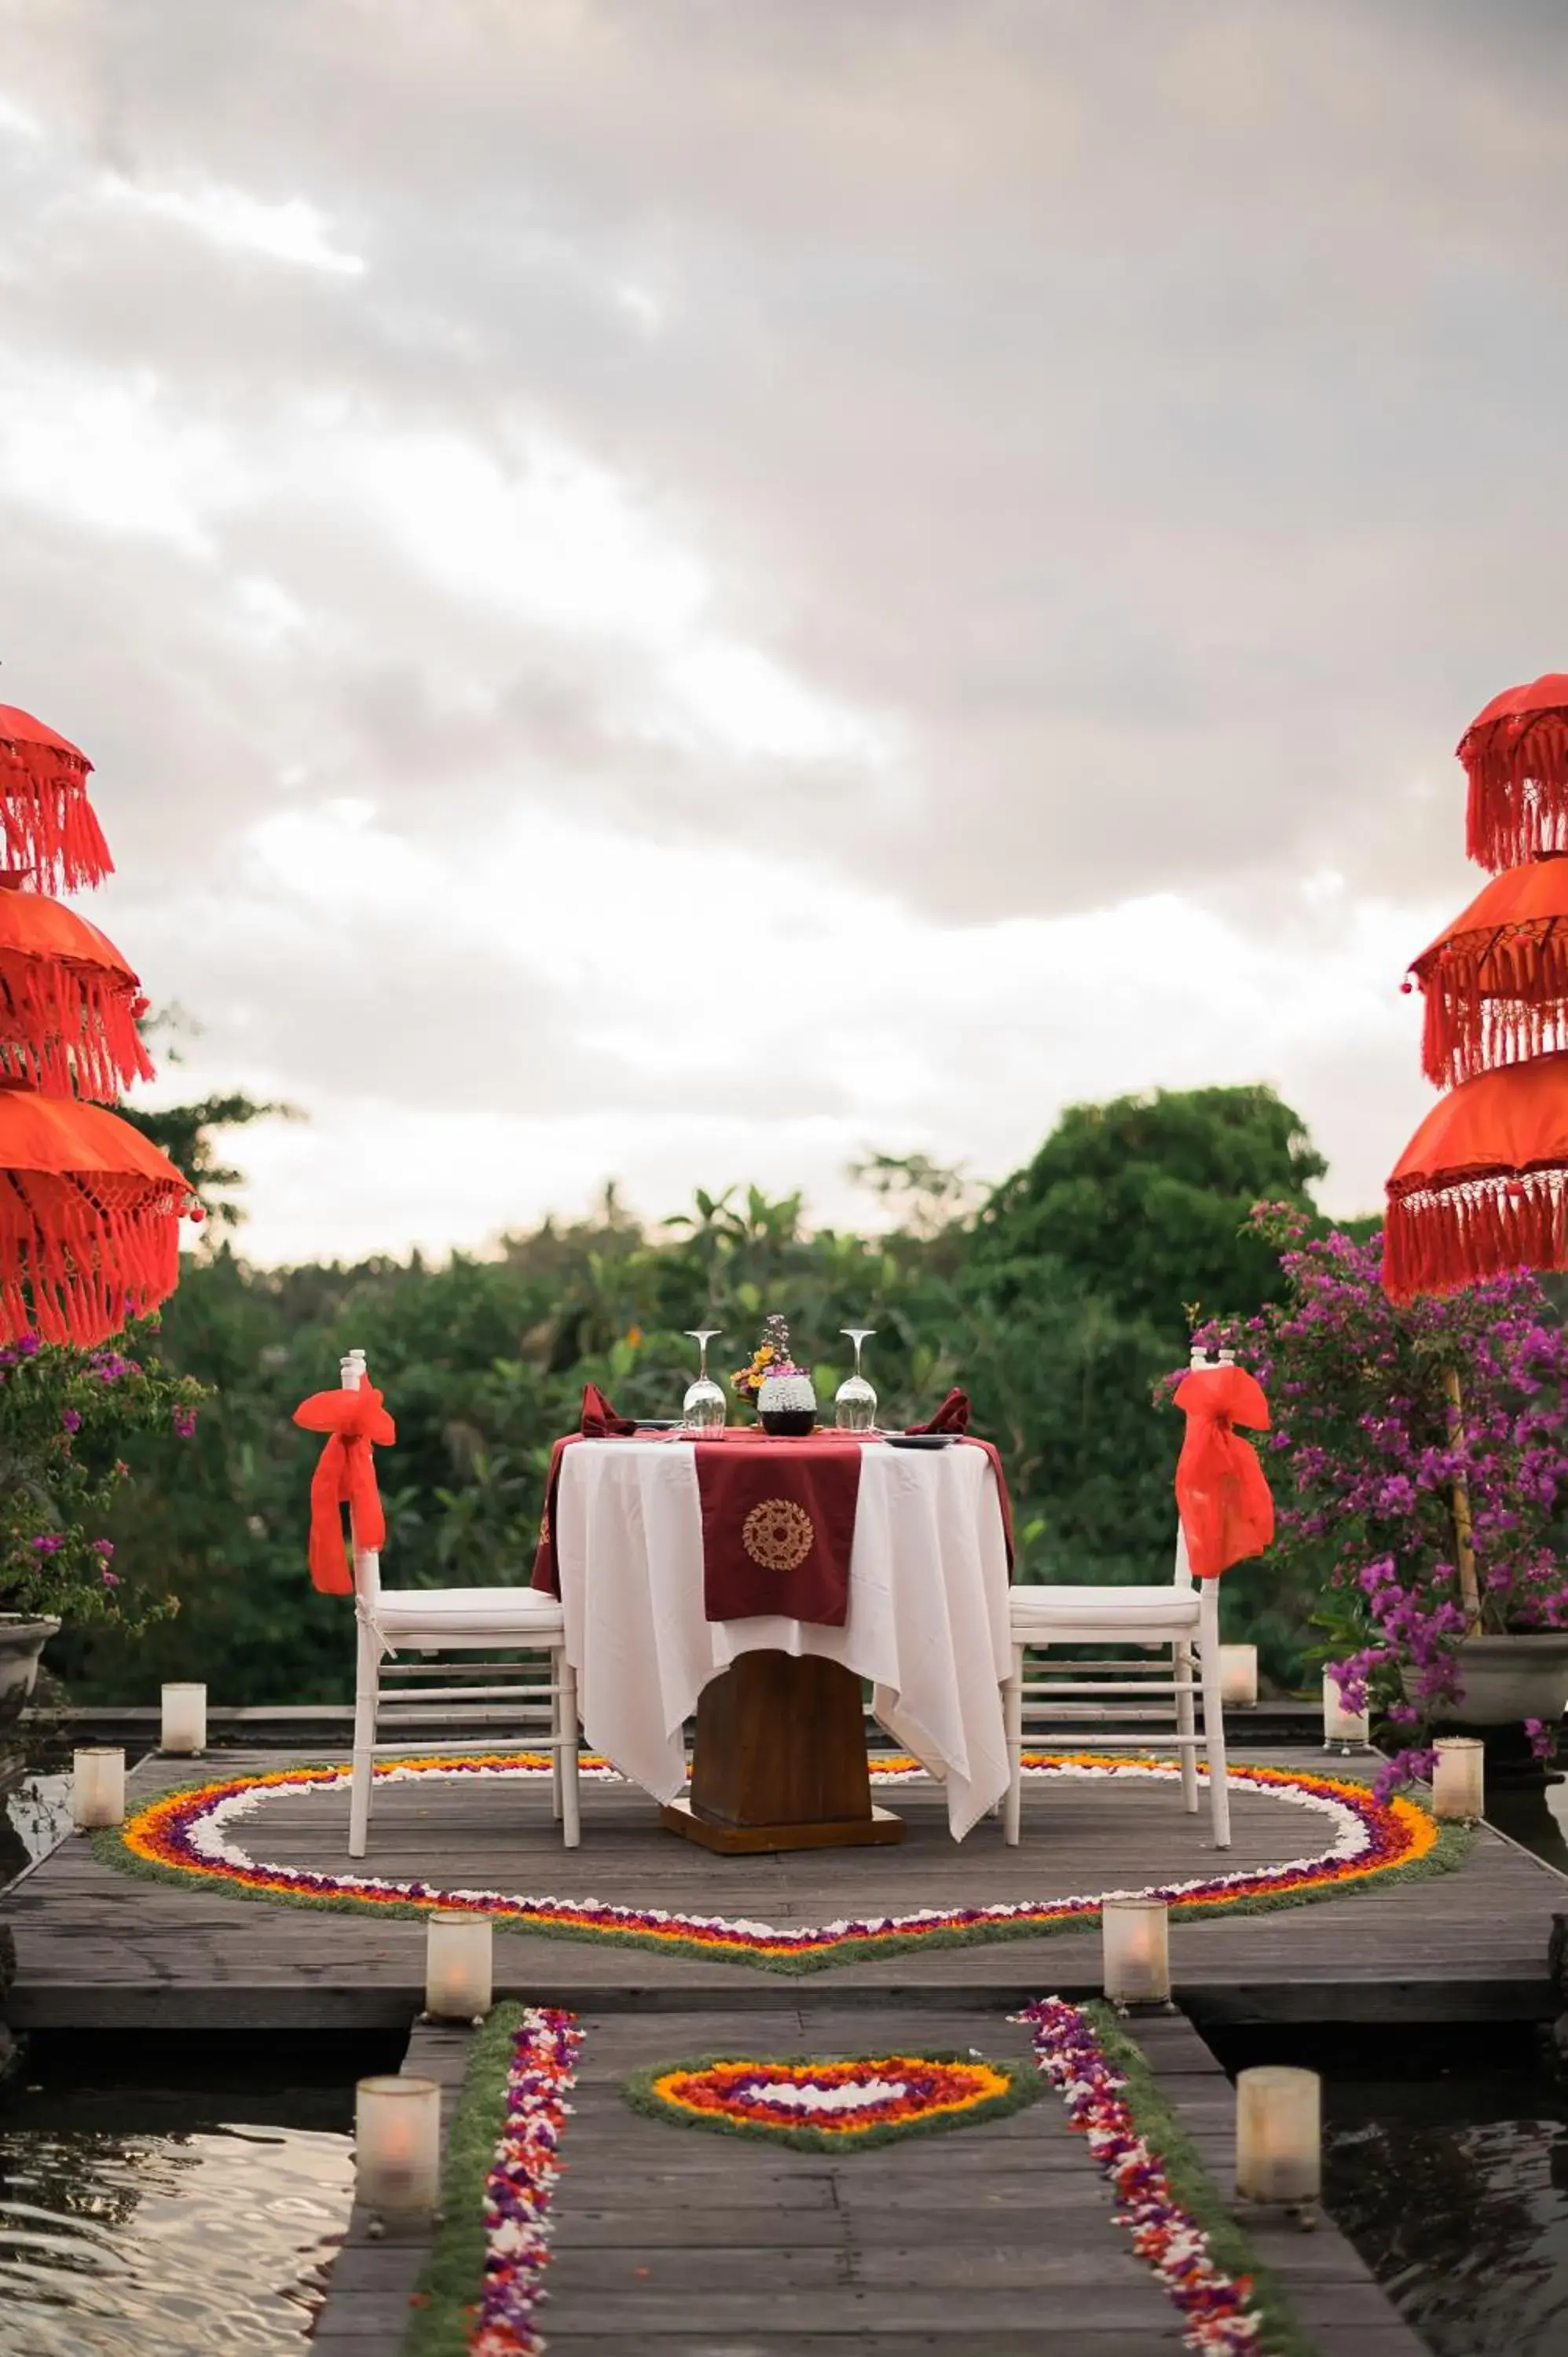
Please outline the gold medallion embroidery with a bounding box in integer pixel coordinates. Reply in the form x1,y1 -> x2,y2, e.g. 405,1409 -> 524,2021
741,1497 -> 815,1571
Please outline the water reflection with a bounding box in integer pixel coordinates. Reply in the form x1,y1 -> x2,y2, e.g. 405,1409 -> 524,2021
1487,1778 -> 1568,1877
1328,2082 -> 1568,2357
0,1770 -> 70,1889
0,2121 -> 352,2356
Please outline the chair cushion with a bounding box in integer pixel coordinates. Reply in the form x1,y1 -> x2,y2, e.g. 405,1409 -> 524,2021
375,1585 -> 564,1641
1009,1584 -> 1200,1635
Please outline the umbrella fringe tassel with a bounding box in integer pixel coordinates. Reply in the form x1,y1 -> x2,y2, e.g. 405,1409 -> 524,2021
0,739 -> 113,894
0,955 -> 152,1102
1384,1177 -> 1567,1304
1462,713 -> 1568,871
1419,920 -> 1568,1086
0,1169 -> 185,1346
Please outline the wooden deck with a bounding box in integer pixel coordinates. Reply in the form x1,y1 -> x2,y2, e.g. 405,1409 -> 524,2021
5,1741 -> 1560,2354
3,1744 -> 1562,2027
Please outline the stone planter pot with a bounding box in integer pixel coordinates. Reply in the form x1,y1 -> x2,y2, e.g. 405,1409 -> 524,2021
0,1613 -> 60,1741
1423,1632 -> 1568,1728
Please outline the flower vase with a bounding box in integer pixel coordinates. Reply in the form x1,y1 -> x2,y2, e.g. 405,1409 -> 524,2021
758,1371 -> 816,1437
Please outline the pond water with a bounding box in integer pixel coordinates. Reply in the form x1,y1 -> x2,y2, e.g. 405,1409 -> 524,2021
1487,1775 -> 1568,1878
1211,2025 -> 1568,2357
0,1767 -> 71,1888
0,2035 -> 401,2357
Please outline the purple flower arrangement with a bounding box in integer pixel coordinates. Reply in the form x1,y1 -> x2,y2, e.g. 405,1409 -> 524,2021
0,1322 -> 206,1630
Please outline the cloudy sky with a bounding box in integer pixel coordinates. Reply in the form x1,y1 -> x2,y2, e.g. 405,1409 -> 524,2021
1,1 -> 1563,1264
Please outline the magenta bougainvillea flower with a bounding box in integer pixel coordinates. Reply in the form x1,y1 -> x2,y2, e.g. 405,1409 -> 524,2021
1180,1204 -> 1568,1792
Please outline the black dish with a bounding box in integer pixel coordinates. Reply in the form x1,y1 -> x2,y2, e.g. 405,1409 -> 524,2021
885,1432 -> 958,1449
634,1418 -> 682,1430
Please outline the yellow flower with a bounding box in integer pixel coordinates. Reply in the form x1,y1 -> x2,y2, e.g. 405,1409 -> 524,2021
625,1325 -> 643,1347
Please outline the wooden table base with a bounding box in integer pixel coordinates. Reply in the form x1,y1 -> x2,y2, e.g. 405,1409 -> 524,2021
662,1649 -> 905,1853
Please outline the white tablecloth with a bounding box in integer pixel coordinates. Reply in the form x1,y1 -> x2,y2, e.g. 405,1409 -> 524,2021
553,1436 -> 1012,1839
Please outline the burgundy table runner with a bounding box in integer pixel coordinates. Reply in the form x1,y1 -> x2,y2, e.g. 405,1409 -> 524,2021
694,1435 -> 862,1625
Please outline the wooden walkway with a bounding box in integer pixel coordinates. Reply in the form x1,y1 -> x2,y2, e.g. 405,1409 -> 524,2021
3,1745 -> 1562,2027
6,1743 -> 1560,2354
313,2006 -> 1428,2356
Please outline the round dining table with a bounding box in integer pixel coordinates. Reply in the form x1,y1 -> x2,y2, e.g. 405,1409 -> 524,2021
551,1431 -> 1013,1849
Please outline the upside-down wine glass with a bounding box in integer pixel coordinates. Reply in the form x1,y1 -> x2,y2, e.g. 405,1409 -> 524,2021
835,1328 -> 877,1432
682,1329 -> 727,1431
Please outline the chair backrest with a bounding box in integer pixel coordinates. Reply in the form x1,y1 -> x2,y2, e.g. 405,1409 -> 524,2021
340,1347 -> 382,1612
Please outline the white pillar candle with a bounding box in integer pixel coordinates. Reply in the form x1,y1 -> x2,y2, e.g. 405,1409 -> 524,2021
1218,1644 -> 1258,1707
425,1911 -> 493,2020
1236,2066 -> 1321,2204
355,2076 -> 441,2216
71,1746 -> 125,1829
1101,1897 -> 1171,2006
159,1683 -> 207,1756
1432,1736 -> 1485,1821
1322,1671 -> 1368,1747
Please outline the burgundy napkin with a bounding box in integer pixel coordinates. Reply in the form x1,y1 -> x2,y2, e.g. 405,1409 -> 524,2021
531,1386 -> 637,1595
580,1382 -> 636,1437
903,1389 -> 1015,1572
907,1387 -> 971,1435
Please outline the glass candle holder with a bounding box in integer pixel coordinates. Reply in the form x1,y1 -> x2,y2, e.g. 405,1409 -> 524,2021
425,1911 -> 493,2019
160,1682 -> 207,1756
1432,1736 -> 1485,1821
1321,1671 -> 1368,1749
1218,1644 -> 1257,1707
1101,1897 -> 1171,2006
1236,2066 -> 1321,2205
355,2076 -> 441,2216
71,1746 -> 125,1829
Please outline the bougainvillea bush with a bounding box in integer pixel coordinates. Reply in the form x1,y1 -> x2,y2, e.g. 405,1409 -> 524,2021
0,1322 -> 205,1635
1189,1204 -> 1568,1793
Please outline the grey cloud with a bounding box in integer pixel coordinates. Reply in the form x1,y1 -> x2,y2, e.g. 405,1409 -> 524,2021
2,0 -> 1567,1185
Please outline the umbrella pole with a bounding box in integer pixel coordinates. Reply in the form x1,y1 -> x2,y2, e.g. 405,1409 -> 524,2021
1442,1366 -> 1482,1631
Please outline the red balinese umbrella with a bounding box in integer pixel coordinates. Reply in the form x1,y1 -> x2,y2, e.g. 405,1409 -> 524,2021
1409,856 -> 1568,1089
0,1085 -> 197,1344
1387,670 -> 1568,1299
0,877 -> 152,1101
0,705 -> 112,893
1383,1054 -> 1568,1303
0,692 -> 192,1343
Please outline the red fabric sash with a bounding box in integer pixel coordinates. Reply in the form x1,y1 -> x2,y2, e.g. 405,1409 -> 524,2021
1173,1364 -> 1274,1579
292,1379 -> 396,1596
694,1436 -> 861,1624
